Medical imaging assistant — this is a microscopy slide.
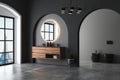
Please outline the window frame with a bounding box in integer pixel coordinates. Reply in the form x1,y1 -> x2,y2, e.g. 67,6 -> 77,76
0,15 -> 14,66
41,22 -> 55,41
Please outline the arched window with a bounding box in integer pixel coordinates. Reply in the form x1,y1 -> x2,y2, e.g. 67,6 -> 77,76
0,2 -> 21,65
0,16 -> 14,65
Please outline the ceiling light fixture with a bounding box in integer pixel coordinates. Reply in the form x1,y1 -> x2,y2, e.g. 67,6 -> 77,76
61,0 -> 82,14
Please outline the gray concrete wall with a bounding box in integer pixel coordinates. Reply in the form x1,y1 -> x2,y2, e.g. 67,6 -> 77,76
29,0 -> 120,66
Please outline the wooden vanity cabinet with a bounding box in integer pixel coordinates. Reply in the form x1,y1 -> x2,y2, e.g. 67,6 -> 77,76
32,46 -> 65,60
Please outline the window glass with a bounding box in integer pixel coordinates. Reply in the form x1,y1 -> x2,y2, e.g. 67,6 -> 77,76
0,17 -> 4,28
0,42 -> 4,52
0,53 -> 4,64
6,18 -> 13,29
50,25 -> 53,32
6,30 -> 13,40
6,41 -> 13,52
50,33 -> 53,40
44,23 -> 49,32
5,53 -> 13,63
0,29 -> 4,40
44,33 -> 49,41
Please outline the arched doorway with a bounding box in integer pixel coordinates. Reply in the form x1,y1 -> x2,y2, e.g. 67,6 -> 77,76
0,2 -> 21,64
79,9 -> 120,66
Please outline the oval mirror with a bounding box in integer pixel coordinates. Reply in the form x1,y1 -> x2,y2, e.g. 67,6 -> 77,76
40,19 -> 60,42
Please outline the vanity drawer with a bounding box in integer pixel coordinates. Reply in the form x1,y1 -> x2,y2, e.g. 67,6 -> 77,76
32,47 -> 46,53
32,53 -> 45,58
46,48 -> 60,54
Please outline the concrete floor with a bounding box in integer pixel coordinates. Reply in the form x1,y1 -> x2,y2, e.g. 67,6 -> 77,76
0,63 -> 120,80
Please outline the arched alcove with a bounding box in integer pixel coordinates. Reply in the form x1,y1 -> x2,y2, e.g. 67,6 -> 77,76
79,9 -> 120,66
34,14 -> 68,65
0,2 -> 21,64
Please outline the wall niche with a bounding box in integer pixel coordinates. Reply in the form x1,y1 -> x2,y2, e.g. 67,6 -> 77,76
34,14 -> 68,65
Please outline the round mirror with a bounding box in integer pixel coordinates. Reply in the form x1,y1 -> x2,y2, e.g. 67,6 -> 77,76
40,19 -> 60,42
